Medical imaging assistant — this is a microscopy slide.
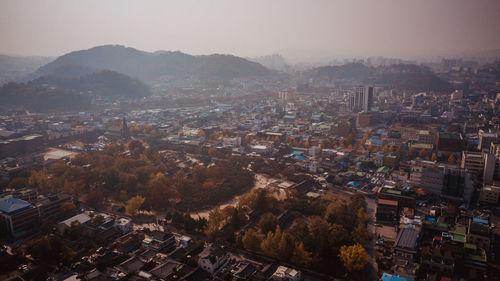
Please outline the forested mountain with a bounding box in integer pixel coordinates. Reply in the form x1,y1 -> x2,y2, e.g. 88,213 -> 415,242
307,63 -> 451,91
373,64 -> 452,91
307,63 -> 373,81
30,70 -> 152,99
0,83 -> 91,112
35,45 -> 272,81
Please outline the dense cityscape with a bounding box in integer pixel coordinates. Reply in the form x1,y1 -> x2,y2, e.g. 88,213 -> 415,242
1,1 -> 500,281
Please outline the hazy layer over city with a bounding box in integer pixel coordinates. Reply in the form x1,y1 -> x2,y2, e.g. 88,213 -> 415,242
1,0 -> 500,61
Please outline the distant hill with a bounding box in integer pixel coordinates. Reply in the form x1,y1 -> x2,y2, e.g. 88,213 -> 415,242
29,70 -> 152,99
0,82 -> 91,112
35,45 -> 272,81
373,64 -> 452,91
42,64 -> 96,78
0,55 -> 54,84
306,63 -> 452,91
308,63 -> 373,80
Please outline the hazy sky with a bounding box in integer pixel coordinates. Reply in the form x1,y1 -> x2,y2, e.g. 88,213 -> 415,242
1,0 -> 500,60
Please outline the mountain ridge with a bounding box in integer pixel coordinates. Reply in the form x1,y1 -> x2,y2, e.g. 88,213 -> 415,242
35,45 -> 273,81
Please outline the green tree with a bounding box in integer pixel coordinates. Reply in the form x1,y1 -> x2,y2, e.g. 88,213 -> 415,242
350,194 -> 367,213
259,213 -> 278,234
328,224 -> 351,254
24,235 -> 75,265
353,222 -> 370,245
307,217 -> 331,258
59,201 -> 77,218
325,202 -> 354,230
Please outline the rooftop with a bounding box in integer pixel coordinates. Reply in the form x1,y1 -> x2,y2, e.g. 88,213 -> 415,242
381,273 -> 413,281
394,228 -> 419,251
378,199 -> 399,207
60,213 -> 91,227
0,197 -> 32,215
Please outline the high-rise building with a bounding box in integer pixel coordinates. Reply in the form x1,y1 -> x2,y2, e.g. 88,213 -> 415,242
484,142 -> 500,183
478,130 -> 498,151
278,90 -> 294,101
350,86 -> 373,112
121,118 -> 130,140
483,153 -> 495,183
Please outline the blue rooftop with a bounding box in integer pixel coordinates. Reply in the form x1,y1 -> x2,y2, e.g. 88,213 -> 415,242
347,181 -> 360,187
369,137 -> 383,145
381,273 -> 412,281
473,218 -> 488,225
0,197 -> 32,215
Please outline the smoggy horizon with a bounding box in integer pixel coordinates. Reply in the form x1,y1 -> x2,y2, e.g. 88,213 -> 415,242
1,0 -> 500,62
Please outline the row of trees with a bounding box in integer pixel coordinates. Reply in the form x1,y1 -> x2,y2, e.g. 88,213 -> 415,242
408,146 -> 460,164
242,226 -> 312,267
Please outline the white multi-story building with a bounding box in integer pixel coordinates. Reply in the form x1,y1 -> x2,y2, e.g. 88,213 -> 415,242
349,86 -> 373,112
198,244 -> 228,275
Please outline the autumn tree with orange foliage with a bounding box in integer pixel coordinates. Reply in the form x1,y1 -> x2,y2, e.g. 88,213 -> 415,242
338,243 -> 369,273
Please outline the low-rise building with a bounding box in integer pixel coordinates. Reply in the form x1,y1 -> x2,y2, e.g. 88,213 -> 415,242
378,187 -> 416,209
271,265 -> 301,281
142,230 -> 175,251
393,228 -> 420,263
198,244 -> 228,275
467,218 -> 491,251
376,199 -> 399,223
114,231 -> 145,253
